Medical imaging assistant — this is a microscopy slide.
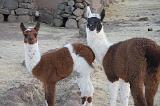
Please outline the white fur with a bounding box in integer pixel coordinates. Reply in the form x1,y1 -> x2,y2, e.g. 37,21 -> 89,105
86,27 -> 111,64
86,6 -> 101,19
108,80 -> 119,106
24,42 -> 41,73
65,44 -> 94,97
119,79 -> 130,106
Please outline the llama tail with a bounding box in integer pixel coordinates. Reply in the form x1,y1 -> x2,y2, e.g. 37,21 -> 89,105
145,41 -> 160,72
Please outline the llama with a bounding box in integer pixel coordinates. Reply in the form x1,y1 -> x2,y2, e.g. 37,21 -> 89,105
86,6 -> 160,106
20,22 -> 95,106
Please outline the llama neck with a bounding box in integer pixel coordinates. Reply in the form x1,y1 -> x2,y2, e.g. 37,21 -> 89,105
24,42 -> 41,73
86,27 -> 112,63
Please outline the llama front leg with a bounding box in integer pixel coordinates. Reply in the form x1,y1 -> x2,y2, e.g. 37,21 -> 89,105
119,80 -> 130,106
108,80 -> 119,106
77,77 -> 94,106
44,83 -> 56,106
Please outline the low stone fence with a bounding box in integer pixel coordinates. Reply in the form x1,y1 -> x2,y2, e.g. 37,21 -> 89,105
0,0 -> 36,22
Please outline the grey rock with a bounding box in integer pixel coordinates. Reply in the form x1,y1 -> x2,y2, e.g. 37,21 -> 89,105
17,0 -> 32,3
138,17 -> 149,21
0,8 -> 11,14
73,8 -> 84,16
68,0 -> 75,6
148,28 -> 153,31
40,13 -> 53,24
78,18 -> 87,27
79,23 -> 87,36
54,9 -> 63,16
15,8 -> 29,15
75,0 -> 83,3
11,10 -> 15,15
65,19 -> 78,29
0,14 -> 3,22
76,16 -> 82,21
57,3 -> 66,10
75,3 -> 85,9
55,14 -> 63,19
3,0 -> 18,10
65,6 -> 74,14
19,3 -> 33,9
53,18 -> 63,27
68,15 -> 77,19
61,13 -> 70,18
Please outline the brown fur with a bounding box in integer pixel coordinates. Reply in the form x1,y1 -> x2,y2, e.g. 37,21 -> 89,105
103,38 -> 160,106
72,43 -> 95,66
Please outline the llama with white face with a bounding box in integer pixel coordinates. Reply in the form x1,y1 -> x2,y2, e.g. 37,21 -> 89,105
86,6 -> 160,106
20,23 -> 95,106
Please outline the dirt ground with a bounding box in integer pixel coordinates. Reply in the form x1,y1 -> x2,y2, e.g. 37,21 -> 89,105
0,0 -> 160,106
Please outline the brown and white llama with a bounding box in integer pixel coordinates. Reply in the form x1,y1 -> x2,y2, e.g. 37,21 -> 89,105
20,22 -> 95,106
86,6 -> 160,106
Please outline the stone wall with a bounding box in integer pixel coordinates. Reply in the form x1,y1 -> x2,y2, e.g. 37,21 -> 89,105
0,0 -> 36,22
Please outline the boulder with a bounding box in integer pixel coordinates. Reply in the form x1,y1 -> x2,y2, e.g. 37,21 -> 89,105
68,15 -> 77,19
53,18 -> 63,27
68,0 -> 75,6
18,3 -> 33,9
61,13 -> 70,18
0,14 -> 3,22
73,8 -> 84,16
57,3 -> 66,10
15,8 -> 29,15
65,6 -> 74,14
0,8 -> 11,14
75,0 -> 83,3
65,19 -> 78,29
75,3 -> 85,9
3,0 -> 18,10
78,18 -> 87,27
79,23 -> 86,36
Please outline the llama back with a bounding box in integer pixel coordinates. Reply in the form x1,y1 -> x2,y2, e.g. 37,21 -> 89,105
32,48 -> 74,82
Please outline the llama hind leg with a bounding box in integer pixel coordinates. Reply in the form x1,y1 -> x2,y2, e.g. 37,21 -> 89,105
108,80 -> 119,106
44,83 -> 56,106
130,81 -> 147,106
119,79 -> 130,106
145,73 -> 159,106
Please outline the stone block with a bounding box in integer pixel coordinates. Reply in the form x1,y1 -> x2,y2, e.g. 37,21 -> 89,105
3,0 -> 18,10
15,8 -> 29,15
65,19 -> 78,29
0,8 -> 11,14
53,18 -> 63,27
73,8 -> 84,16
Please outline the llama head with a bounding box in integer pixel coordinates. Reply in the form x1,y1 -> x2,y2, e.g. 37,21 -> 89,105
20,22 -> 40,44
86,6 -> 105,33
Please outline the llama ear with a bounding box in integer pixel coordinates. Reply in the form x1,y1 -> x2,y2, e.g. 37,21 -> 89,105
20,23 -> 26,32
34,22 -> 40,32
100,9 -> 105,22
86,6 -> 92,18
